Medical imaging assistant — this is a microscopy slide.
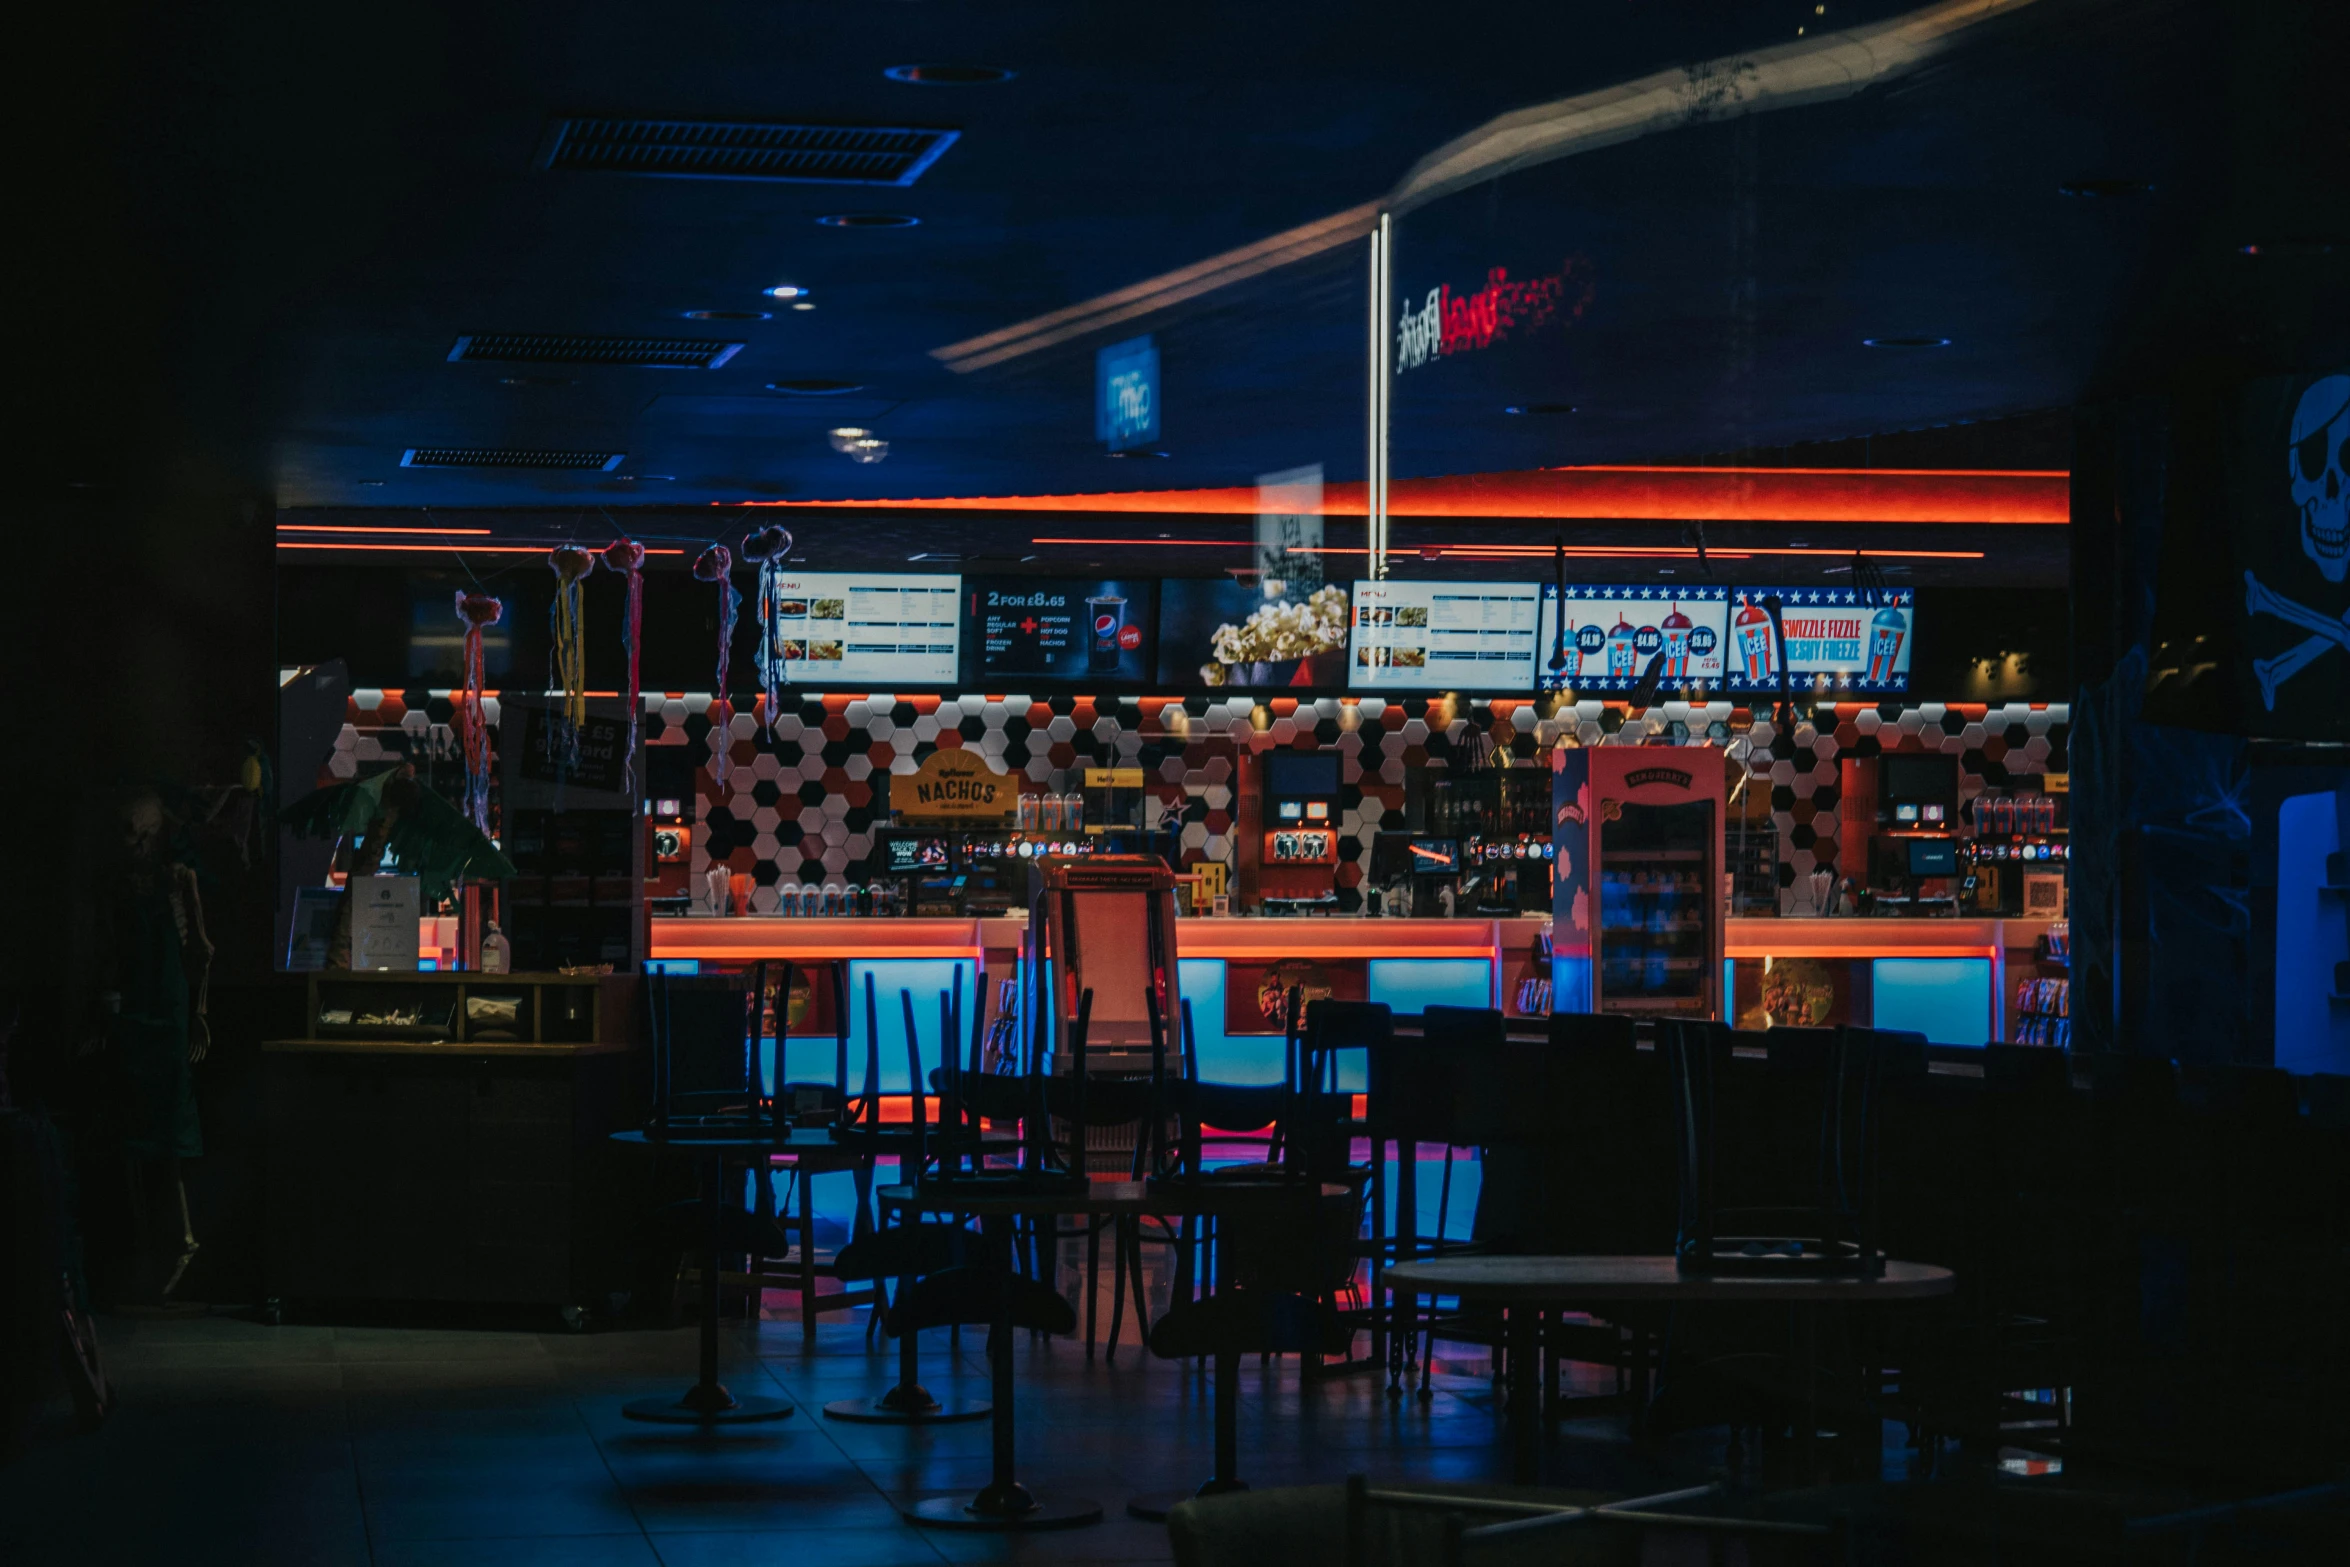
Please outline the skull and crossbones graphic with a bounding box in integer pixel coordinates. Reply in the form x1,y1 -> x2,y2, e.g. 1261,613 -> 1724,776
2245,372 -> 2350,708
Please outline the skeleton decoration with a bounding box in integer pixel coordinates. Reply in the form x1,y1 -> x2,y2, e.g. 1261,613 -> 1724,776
740,524 -> 794,740
2291,374 -> 2349,583
602,537 -> 647,796
2246,371 -> 2350,709
692,543 -> 739,788
546,545 -> 597,761
453,591 -> 504,832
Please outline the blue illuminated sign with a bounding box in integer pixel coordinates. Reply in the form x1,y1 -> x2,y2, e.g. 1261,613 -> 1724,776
1095,335 -> 1160,451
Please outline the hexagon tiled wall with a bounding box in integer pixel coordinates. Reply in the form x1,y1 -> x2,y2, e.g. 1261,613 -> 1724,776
329,691 -> 2068,912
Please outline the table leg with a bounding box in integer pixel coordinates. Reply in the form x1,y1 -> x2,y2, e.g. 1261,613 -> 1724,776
1128,1345 -> 1249,1523
904,1214 -> 1099,1530
798,1156 -> 819,1342
826,1206 -> 991,1425
1506,1305 -> 1540,1485
625,1149 -> 793,1424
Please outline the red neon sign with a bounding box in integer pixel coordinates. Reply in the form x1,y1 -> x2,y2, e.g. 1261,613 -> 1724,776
1396,258 -> 1594,371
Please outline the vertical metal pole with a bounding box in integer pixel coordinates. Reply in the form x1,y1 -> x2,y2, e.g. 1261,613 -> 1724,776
1366,216 -> 1392,581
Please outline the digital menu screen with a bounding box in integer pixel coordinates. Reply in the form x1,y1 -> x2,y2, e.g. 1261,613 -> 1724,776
1721,586 -> 1915,693
1347,580 -> 1541,690
966,577 -> 1153,684
1156,579 -> 1352,688
1536,585 -> 1730,692
764,573 -> 961,686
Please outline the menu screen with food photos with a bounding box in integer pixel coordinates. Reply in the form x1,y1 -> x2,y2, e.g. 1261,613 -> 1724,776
1347,580 -> 1541,690
1536,585 -> 1730,692
763,573 -> 961,686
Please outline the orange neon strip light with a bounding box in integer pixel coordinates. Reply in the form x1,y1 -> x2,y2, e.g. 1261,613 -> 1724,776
277,523 -> 495,536
729,464 -> 2070,525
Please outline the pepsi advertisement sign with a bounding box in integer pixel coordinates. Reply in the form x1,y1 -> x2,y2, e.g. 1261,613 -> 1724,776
1724,586 -> 1915,693
966,577 -> 1154,685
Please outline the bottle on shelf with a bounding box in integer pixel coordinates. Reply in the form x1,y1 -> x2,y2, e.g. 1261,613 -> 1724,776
480,920 -> 511,975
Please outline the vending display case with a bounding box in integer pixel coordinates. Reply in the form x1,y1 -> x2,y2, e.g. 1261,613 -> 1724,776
1030,854 -> 1185,1076
1551,746 -> 1728,1020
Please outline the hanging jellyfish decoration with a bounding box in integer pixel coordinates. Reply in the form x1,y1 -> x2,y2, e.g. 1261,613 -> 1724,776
453,590 -> 504,832
739,525 -> 794,740
692,543 -> 740,787
546,545 -> 598,766
602,536 -> 647,794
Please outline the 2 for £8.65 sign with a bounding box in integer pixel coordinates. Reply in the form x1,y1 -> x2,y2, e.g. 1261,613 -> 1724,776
1095,335 -> 1159,451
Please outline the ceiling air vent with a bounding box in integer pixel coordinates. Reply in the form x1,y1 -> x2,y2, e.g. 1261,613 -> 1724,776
400,448 -> 626,472
450,333 -> 743,369
537,117 -> 958,186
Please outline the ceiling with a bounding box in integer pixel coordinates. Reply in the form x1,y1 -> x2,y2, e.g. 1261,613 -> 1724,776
28,0 -> 2346,587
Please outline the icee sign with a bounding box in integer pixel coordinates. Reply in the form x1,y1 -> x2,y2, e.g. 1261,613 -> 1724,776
1724,586 -> 1915,694
1095,335 -> 1160,451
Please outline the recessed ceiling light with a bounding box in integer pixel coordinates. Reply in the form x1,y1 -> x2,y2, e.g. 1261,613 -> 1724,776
1862,336 -> 1951,348
1503,403 -> 1577,415
884,63 -> 1017,85
2058,178 -> 2152,198
767,379 -> 864,396
682,309 -> 771,321
790,301 -> 816,311
764,284 -> 809,299
816,213 -> 920,229
827,426 -> 873,452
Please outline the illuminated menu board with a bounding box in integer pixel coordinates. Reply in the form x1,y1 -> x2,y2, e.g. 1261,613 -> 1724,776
1721,586 -> 1915,693
1348,580 -> 1541,690
1535,585 -> 1730,692
965,577 -> 1154,684
764,572 -> 961,686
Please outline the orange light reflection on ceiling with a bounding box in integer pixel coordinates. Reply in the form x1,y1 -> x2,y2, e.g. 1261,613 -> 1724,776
276,542 -> 685,555
732,465 -> 2068,524
1030,540 -> 1985,560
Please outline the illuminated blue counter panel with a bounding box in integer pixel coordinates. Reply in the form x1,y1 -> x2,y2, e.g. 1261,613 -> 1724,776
769,958 -> 977,1091
1869,957 -> 1994,1046
1171,955 -> 1496,1087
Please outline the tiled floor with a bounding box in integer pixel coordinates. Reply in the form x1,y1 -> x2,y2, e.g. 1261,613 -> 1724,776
0,1292 -> 1719,1567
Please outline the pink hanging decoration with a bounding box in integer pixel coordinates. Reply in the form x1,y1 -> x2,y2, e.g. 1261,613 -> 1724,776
602,537 -> 647,794
692,544 -> 738,786
547,545 -> 598,764
740,525 -> 793,741
453,591 -> 504,832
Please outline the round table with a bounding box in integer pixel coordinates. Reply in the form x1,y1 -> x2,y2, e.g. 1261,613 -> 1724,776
610,1130 -> 800,1425
1383,1255 -> 1956,1484
878,1176 -> 1350,1533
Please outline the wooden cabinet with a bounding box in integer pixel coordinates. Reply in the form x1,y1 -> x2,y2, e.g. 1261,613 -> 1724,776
261,973 -> 641,1312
